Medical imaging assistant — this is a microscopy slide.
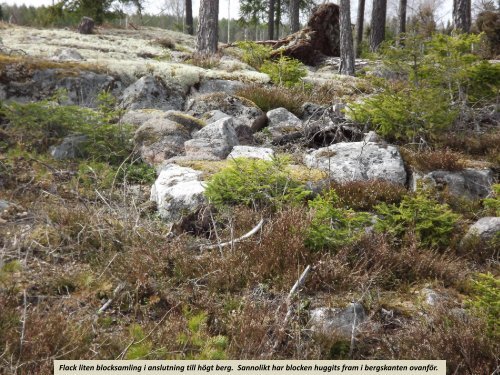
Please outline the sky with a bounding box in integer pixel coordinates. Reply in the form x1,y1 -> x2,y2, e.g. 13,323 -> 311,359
0,0 -> 241,19
1,0 -> 453,26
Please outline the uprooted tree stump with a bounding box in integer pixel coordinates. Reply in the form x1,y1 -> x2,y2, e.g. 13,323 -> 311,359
78,17 -> 95,34
272,3 -> 340,66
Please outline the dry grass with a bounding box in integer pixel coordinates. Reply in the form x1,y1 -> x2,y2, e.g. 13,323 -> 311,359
435,130 -> 500,165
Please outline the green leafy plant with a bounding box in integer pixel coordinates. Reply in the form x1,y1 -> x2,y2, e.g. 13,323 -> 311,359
306,189 -> 372,251
0,92 -> 133,164
235,41 -> 272,70
375,188 -> 461,248
466,273 -> 499,339
483,184 -> 500,216
348,86 -> 457,142
177,311 -> 228,359
204,157 -> 310,209
261,54 -> 307,88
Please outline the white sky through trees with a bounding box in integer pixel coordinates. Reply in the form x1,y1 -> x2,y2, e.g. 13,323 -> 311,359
1,0 -> 455,27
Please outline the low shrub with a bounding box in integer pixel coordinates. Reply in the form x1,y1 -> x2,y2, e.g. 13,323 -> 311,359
153,37 -> 176,50
466,273 -> 500,340
235,41 -> 272,70
348,86 -> 457,142
235,85 -> 304,116
0,93 -> 133,164
483,184 -> 500,216
260,54 -> 308,88
400,147 -> 466,172
186,54 -> 220,69
375,189 -> 461,249
332,180 -> 408,211
204,157 -> 309,209
306,189 -> 372,252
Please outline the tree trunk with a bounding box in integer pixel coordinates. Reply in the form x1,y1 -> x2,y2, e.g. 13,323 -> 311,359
354,0 -> 365,57
370,0 -> 387,51
196,0 -> 219,54
398,0 -> 407,34
290,0 -> 300,32
268,0 -> 275,40
453,0 -> 471,33
340,0 -> 355,75
275,0 -> 281,39
185,0 -> 193,35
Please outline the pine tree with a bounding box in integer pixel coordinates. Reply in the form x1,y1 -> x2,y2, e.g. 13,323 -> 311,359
355,0 -> 365,56
453,0 -> 471,32
340,0 -> 355,75
196,0 -> 219,54
370,0 -> 387,51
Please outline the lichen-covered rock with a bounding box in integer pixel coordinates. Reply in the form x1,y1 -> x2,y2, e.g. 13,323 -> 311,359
227,146 -> 274,161
195,79 -> 246,96
51,48 -> 85,61
150,164 -> 206,222
50,135 -> 88,160
411,169 -> 494,200
134,115 -> 202,165
464,217 -> 500,242
120,75 -> 185,111
309,303 -> 366,338
184,117 -> 239,160
304,142 -> 407,185
265,107 -> 303,144
1,68 -> 120,106
187,92 -> 265,144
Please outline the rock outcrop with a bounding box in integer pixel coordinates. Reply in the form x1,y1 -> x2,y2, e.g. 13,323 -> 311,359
184,117 -> 239,160
120,76 -> 185,111
304,142 -> 407,185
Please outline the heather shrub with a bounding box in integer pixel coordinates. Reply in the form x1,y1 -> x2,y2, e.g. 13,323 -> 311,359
333,180 -> 408,211
236,85 -> 303,115
400,147 -> 465,172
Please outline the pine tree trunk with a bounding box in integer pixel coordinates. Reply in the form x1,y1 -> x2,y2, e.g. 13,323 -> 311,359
196,0 -> 219,55
355,0 -> 365,57
340,0 -> 355,75
268,0 -> 275,40
186,0 -> 193,35
290,0 -> 300,32
398,0 -> 406,34
370,0 -> 387,51
453,0 -> 471,33
275,0 -> 281,39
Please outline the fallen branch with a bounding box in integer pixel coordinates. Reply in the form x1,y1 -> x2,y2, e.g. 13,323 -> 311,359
200,218 -> 264,251
97,282 -> 126,315
283,265 -> 312,325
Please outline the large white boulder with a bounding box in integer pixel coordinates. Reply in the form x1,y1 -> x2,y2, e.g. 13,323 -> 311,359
227,146 -> 274,161
184,117 -> 239,160
309,303 -> 366,339
304,142 -> 407,185
150,164 -> 206,222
